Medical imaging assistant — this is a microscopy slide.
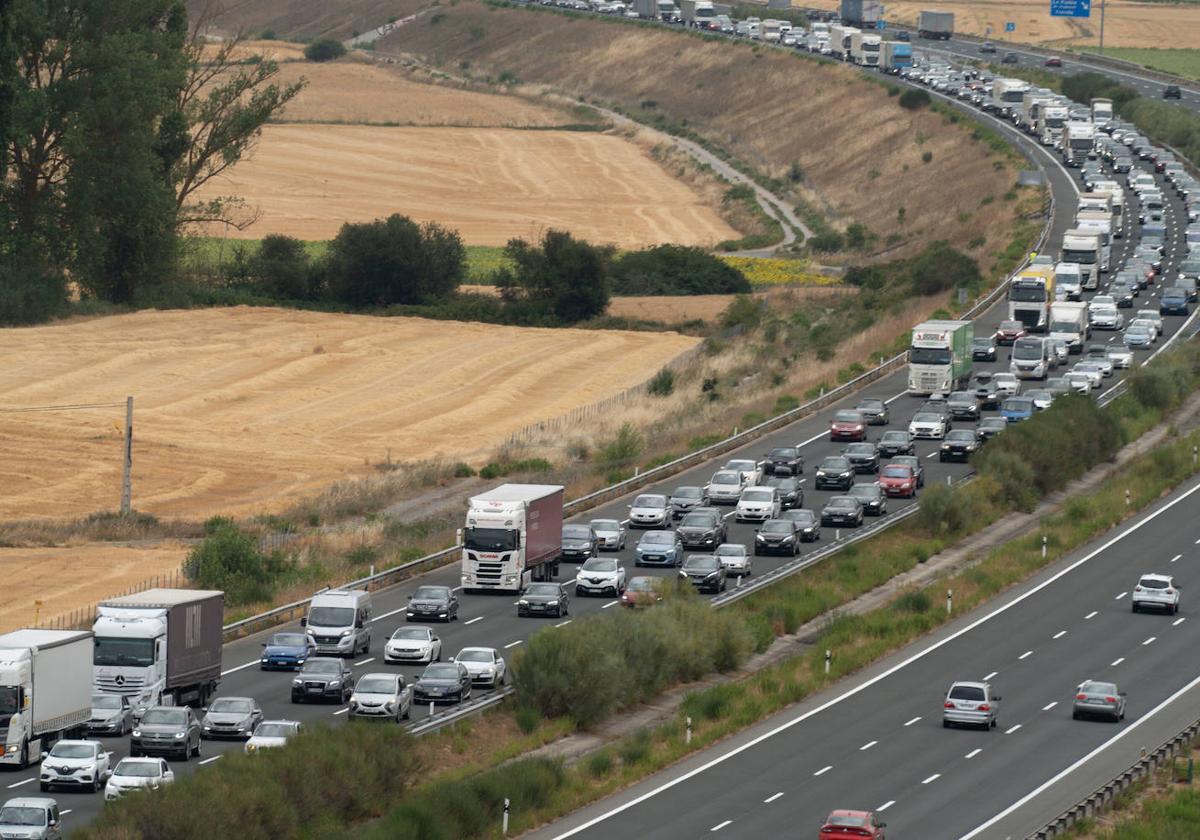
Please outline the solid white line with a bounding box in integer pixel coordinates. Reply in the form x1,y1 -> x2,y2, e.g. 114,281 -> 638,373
332,707 -> 350,716
556,620 -> 573,628
1115,591 -> 1128,600
505,640 -> 523,649
1053,630 -> 1067,639
464,616 -> 484,625
860,740 -> 878,751
1043,701 -> 1058,711
813,765 -> 832,776
199,755 -> 222,765
965,748 -> 982,759
877,800 -> 896,812
354,657 -> 375,666
372,606 -> 406,623
1171,554 -> 1182,563
1174,617 -> 1186,627
548,480 -> 1200,840
904,716 -> 922,727
1006,724 -> 1022,734
221,660 -> 259,676
711,821 -> 732,832
962,670 -> 1200,838
1143,636 -> 1157,646
1111,657 -> 1125,666
764,792 -> 784,804
1085,610 -> 1098,619
1018,650 -> 1033,660
6,778 -> 33,789
602,601 -> 619,609
983,671 -> 998,681
922,773 -> 941,785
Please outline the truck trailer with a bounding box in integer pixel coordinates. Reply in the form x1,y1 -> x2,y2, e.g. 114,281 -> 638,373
1048,302 -> 1090,354
991,78 -> 1030,121
1062,121 -> 1096,167
880,41 -> 913,73
840,0 -> 882,29
461,484 -> 564,593
1061,227 -> 1104,290
679,0 -> 715,27
0,629 -> 92,768
907,320 -> 973,395
829,24 -> 860,60
917,10 -> 953,39
93,589 -> 224,712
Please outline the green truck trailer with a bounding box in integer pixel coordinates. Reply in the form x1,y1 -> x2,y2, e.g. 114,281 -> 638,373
907,320 -> 973,395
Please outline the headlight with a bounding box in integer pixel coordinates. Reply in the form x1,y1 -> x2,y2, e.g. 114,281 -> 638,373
781,536 -> 794,543
203,723 -> 212,730
340,629 -> 352,637
755,534 -> 766,542
175,731 -> 187,739
132,730 -> 142,738
330,680 -> 341,687
293,678 -> 302,686
518,599 -> 529,606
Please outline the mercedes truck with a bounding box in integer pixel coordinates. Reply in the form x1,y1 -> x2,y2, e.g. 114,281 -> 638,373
1041,104 -> 1068,147
907,320 -> 973,395
0,629 -> 91,768
1063,121 -> 1096,167
461,484 -> 563,593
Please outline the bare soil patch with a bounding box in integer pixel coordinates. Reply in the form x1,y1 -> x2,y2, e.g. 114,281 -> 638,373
0,307 -> 697,521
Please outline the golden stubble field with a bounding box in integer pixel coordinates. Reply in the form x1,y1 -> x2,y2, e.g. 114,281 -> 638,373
0,308 -> 697,521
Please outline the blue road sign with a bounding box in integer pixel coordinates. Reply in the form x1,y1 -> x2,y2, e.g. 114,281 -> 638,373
876,19 -> 886,29
1050,0 -> 1091,18
1005,21 -> 1016,32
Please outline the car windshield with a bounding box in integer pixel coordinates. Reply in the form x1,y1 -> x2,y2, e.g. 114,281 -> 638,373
741,489 -> 774,501
893,457 -> 919,468
633,495 -> 667,508
392,627 -> 430,641
834,411 -> 862,423
820,458 -> 849,470
114,760 -> 161,779
948,391 -> 973,403
972,338 -> 992,347
827,814 -> 869,827
1081,681 -> 1117,694
768,448 -> 798,458
413,586 -> 448,601
308,606 -> 355,628
591,519 -> 620,531
641,532 -> 673,544
1000,321 -> 1023,331
0,807 -> 46,827
269,633 -> 307,647
850,485 -> 878,497
672,487 -> 702,499
456,650 -> 493,663
254,723 -> 295,738
680,513 -> 714,527
949,685 -> 986,701
726,461 -> 755,471
913,413 -> 940,423
356,676 -> 397,694
1140,577 -> 1170,589
209,698 -> 254,714
563,524 -> 592,538
845,443 -> 874,454
827,498 -> 857,510
761,521 -> 793,534
302,660 -> 342,675
140,708 -> 187,726
715,545 -> 746,556
947,431 -> 975,442
711,473 -> 739,485
581,558 -> 618,572
683,556 -> 719,571
92,695 -> 122,710
882,466 -> 912,478
858,399 -> 882,409
881,432 -> 907,442
1004,398 -> 1034,411
93,636 -> 154,667
49,743 -> 95,759
627,578 -> 656,592
525,584 -> 560,597
422,665 -> 461,680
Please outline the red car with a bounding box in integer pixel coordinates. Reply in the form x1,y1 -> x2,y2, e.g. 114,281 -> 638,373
820,809 -> 887,839
879,463 -> 918,498
1044,57 -> 1063,67
995,320 -> 1026,344
829,410 -> 867,442
620,576 -> 662,608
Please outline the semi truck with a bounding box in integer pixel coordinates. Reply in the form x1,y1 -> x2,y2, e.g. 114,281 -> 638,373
1020,90 -> 1056,136
991,78 -> 1030,121
907,320 -> 973,395
0,629 -> 91,768
840,0 -> 882,29
1089,181 -> 1125,237
917,9 -> 953,39
760,18 -> 783,42
1041,104 -> 1068,147
93,589 -> 224,712
679,0 -> 715,27
1007,266 -> 1055,332
633,0 -> 657,18
461,484 -> 563,593
1062,121 -> 1095,167
829,24 -> 860,60
1060,227 -> 1104,290
657,0 -> 679,21
850,31 -> 882,67
880,41 -> 913,73
1048,301 -> 1090,354
1075,211 -> 1112,273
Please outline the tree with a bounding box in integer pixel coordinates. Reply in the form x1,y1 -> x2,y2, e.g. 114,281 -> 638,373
324,214 -> 465,307
494,230 -> 612,322
254,234 -> 312,299
610,245 -> 750,295
304,38 -> 346,62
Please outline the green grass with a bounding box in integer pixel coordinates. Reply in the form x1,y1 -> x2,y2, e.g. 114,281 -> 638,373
1081,47 -> 1200,81
1092,785 -> 1200,838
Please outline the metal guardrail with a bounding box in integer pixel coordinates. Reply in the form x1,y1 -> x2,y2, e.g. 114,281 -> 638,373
405,686 -> 515,737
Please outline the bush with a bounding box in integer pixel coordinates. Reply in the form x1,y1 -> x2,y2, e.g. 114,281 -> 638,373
452,462 -> 476,477
899,88 -> 931,110
304,39 -> 346,62
808,231 -> 845,253
610,245 -> 750,296
908,241 -> 981,296
493,230 -> 612,323
253,234 -> 313,299
921,150 -> 934,163
720,294 -> 762,330
916,483 -> 973,535
595,423 -> 643,470
183,521 -> 291,605
647,368 -> 676,397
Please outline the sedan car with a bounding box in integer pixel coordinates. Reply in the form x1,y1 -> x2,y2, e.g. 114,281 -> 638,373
753,519 -> 802,557
877,430 -> 914,458
669,486 -> 708,519
104,757 -> 174,801
971,337 -> 997,361
1161,288 -> 1191,315
1106,346 -> 1134,369
413,662 -> 473,704
879,464 -> 918,498
291,657 -> 353,705
855,397 -> 890,425
973,377 -> 1003,409
842,442 -> 880,474
259,631 -> 316,671
560,523 -> 598,562
39,740 -> 110,793
829,410 -> 868,442
384,625 -> 442,665
908,411 -> 948,440
943,680 -> 1000,730
1063,372 -> 1093,394
589,518 -> 627,551
453,647 -> 507,687
947,390 -> 982,421
978,416 -> 1008,441
848,483 -> 887,517
723,459 -> 762,486
1072,362 -> 1104,388
1072,680 -> 1126,722
940,429 -> 980,462
820,809 -> 887,839
130,706 -> 202,760
780,508 -> 821,541
201,696 -> 262,740
995,320 -> 1026,344
1044,56 -> 1062,67
764,476 -> 803,509
705,470 -> 745,505
88,693 -> 132,736
1131,573 -> 1181,614
821,496 -> 864,528
628,493 -> 671,528
890,455 -> 925,488
678,554 -> 728,593
714,543 -> 752,576
349,672 -> 411,722
1026,389 -> 1053,411
517,582 -> 570,617
406,585 -> 459,623
575,556 -> 627,596
992,372 -> 1020,397
1124,323 -> 1154,349
620,576 -> 663,608
244,720 -> 301,754
763,445 -> 804,475
815,456 -> 855,490
634,530 -> 684,567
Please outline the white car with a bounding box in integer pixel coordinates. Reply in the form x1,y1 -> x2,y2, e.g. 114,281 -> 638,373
453,647 -> 507,687
1090,294 -> 1117,309
39,740 -> 110,794
735,487 -> 781,522
714,543 -> 752,577
245,720 -> 302,753
908,412 -> 948,440
1063,372 -> 1093,394
628,493 -> 670,528
589,518 -> 627,551
1089,306 -> 1123,330
1129,318 -> 1159,342
992,372 -> 1020,397
1106,346 -> 1134,368
1131,573 -> 1181,614
384,625 -> 442,665
1136,309 -> 1164,336
705,470 -> 745,504
575,556 -> 627,596
1070,363 -> 1104,388
104,757 -> 174,801
349,672 -> 411,722
723,459 -> 763,486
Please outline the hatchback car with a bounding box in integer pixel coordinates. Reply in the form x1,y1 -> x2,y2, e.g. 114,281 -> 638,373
291,657 -> 353,705
815,456 -> 855,490
1161,288 -> 1190,315
764,476 -> 803,509
349,672 -> 412,722
879,464 -> 918,498
992,372 -> 1020,396
589,518 -> 627,550
736,487 -> 781,522
245,720 -> 302,754
1131,573 -> 1181,614
995,320 -> 1026,344
848,483 -> 887,517
628,493 -> 670,528
1072,680 -> 1126,722
971,337 -> 997,361
877,430 -> 914,458
1001,395 -> 1036,422
1124,323 -> 1154,349
88,694 -> 133,736
452,647 -> 507,687
575,556 -> 627,596
201,697 -> 262,741
1164,84 -> 1182,99
821,496 -> 864,528
763,446 -> 804,475
384,625 -> 442,665
780,508 -> 821,541
829,410 -> 868,442
414,662 -> 473,704
943,681 -> 1001,730
517,582 -> 570,617
406,585 -> 459,623
855,397 -> 890,425
977,416 -> 1008,441
259,631 -> 316,671
705,470 -> 745,505
714,543 -> 753,576
679,554 -> 728,593
723,459 -> 762,486
620,576 -> 663,608
131,706 -> 202,760
104,758 -> 174,801
946,390 -> 981,420
634,530 -> 684,567
820,810 -> 887,839
669,486 -> 708,519
560,523 -> 598,562
940,429 -> 980,462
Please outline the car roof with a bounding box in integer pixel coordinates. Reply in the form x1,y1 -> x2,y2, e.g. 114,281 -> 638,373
3,797 -> 57,808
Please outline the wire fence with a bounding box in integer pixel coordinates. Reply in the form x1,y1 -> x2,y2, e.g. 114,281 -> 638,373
32,567 -> 186,632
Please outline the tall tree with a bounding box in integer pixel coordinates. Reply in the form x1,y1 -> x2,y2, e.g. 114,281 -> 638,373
495,230 -> 612,323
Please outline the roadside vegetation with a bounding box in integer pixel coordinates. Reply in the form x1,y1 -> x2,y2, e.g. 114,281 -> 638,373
1078,47 -> 1200,82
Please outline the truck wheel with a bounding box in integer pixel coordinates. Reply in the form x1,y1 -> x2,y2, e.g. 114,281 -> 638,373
19,740 -> 27,769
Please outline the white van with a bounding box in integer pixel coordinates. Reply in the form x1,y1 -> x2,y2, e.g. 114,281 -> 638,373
303,589 -> 372,657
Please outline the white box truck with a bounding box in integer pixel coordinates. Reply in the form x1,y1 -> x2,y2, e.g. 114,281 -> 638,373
991,78 -> 1030,121
850,31 -> 882,67
918,10 -> 953,39
0,629 -> 92,768
1060,228 -> 1103,290
1075,211 -> 1112,273
679,0 -> 715,27
829,24 -> 859,60
461,484 -> 564,593
907,320 -> 973,395
1049,301 -> 1090,354
1091,97 -> 1114,131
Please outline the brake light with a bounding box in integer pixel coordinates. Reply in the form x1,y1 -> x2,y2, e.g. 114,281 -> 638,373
1105,696 -> 1117,703
978,704 -> 990,711
944,701 -> 955,709
1135,586 -> 1143,591
1076,693 -> 1087,700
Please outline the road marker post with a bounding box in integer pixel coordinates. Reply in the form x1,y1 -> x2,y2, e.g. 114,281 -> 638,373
825,649 -> 832,675
686,716 -> 693,745
947,588 -> 953,615
1042,535 -> 1048,559
503,797 -> 510,835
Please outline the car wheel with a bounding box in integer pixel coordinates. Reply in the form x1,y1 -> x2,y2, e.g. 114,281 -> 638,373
1131,602 -> 1139,613
1173,603 -> 1180,615
39,782 -> 49,792
943,719 -> 950,729
990,718 -> 998,729
1072,711 -> 1080,720
95,777 -> 104,793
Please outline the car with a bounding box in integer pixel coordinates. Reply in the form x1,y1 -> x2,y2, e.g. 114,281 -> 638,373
971,337 -> 997,361
560,523 -> 598,562
980,41 -> 996,53
1123,323 -> 1154,349
714,543 -> 753,575
1062,372 -> 1093,394
349,672 -> 412,722
723,458 -> 762,486
679,554 -> 728,593
628,493 -> 670,528
1002,395 -> 1038,422
995,320 -> 1026,344
855,397 -> 890,425
736,486 -> 781,522
919,398 -> 953,426
763,445 -> 804,475
1027,389 -> 1054,411
244,720 -> 302,753
780,508 -> 821,541
103,757 -> 174,801
890,455 -> 925,488
1002,52 -> 1019,64
38,740 -> 110,793
1089,305 -> 1123,331
1072,680 -> 1126,722
946,390 -> 981,420
575,556 -> 627,596
821,496 -> 864,528
1083,345 -> 1114,375
620,576 -> 663,608
414,661 -> 473,704
752,519 -> 801,557
977,416 -> 1008,440
943,681 -> 1001,730
1161,288 -> 1190,315
452,647 -> 507,687
1131,573 -> 1181,614
1106,346 -> 1134,369
829,410 -> 868,442
517,582 -> 570,617
815,456 -> 855,490
879,463 -> 918,498
973,377 -> 1003,409
130,706 -> 201,760
259,631 -> 316,671
669,486 -> 708,519
384,625 -> 442,664
1163,84 -> 1182,99
764,475 -> 803,509
1044,56 -> 1062,67
848,483 -> 887,516
1073,362 -> 1105,388
877,430 -> 914,458
939,429 -> 980,462
589,518 -> 627,551
705,470 -> 746,505
406,584 -> 459,623
992,372 -> 1020,396
634,530 -> 684,567
908,411 -> 948,439
1137,309 -> 1164,336
291,657 -> 353,704
88,693 -> 132,736
201,696 -> 262,740
820,809 -> 887,839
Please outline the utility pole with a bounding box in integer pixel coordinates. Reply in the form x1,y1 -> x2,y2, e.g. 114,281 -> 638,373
1099,0 -> 1106,54
120,396 -> 133,515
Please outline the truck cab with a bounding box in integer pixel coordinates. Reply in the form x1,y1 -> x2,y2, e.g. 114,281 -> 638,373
907,320 -> 973,395
1048,302 -> 1091,353
461,484 -> 564,592
1042,105 -> 1068,147
1008,268 -> 1054,332
991,78 -> 1030,121
1061,228 -> 1103,289
1062,121 -> 1096,167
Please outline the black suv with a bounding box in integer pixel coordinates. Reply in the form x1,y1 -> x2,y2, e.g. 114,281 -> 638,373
821,496 -> 864,528
407,585 -> 459,622
676,509 -> 727,549
877,430 -> 915,458
763,446 -> 804,476
679,554 -> 728,593
848,483 -> 887,517
842,442 -> 880,474
292,657 -> 353,704
815,456 -> 855,491
1163,85 -> 1181,100
946,390 -> 981,420
764,476 -> 803,509
753,519 -> 802,557
940,429 -> 981,462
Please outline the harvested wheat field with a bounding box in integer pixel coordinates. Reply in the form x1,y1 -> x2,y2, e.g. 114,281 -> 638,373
606,287 -> 857,323
0,543 -> 189,634
200,38 -> 308,62
196,123 -> 738,246
0,308 -> 697,520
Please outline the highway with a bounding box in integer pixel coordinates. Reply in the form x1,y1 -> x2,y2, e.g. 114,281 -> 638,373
9,30 -> 1196,837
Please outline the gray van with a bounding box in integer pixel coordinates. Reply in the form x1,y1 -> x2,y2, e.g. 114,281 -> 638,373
0,798 -> 62,840
303,589 -> 372,657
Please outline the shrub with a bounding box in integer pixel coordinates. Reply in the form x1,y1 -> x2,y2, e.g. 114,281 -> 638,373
720,294 -> 762,330
916,483 -> 973,535
908,241 -> 981,296
808,231 -> 845,253
922,150 -> 934,163
647,368 -> 676,397
253,234 -> 312,299
596,423 -> 643,469
304,39 -> 346,62
183,521 -> 291,605
323,214 -> 465,307
893,589 -> 932,614
586,750 -> 614,778
611,245 -> 750,296
493,229 -> 612,323
899,88 -> 931,110
453,462 -> 476,477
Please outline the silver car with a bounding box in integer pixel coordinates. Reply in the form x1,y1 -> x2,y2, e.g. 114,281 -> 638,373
943,681 -> 1001,730
628,493 -> 670,528
1106,346 -> 1134,368
1072,680 -> 1126,722
723,458 -> 762,486
589,518 -> 626,550
349,672 -> 412,722
453,647 -> 507,687
201,696 -> 263,740
705,470 -> 745,504
714,543 -> 752,577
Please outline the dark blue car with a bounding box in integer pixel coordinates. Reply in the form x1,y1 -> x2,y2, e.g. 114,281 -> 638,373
260,632 -> 316,671
1000,396 -> 1036,423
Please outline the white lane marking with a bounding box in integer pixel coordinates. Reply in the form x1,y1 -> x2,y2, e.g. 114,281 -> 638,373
1143,636 -> 1157,646
464,616 -> 484,625
372,606 -> 406,622
922,773 -> 941,785
764,792 -> 784,804
813,765 -> 832,776
1112,657 -> 1126,666
1195,537 -> 1200,544
1044,701 -> 1058,711
199,755 -> 222,765
877,800 -> 896,812
1115,591 -> 1128,600
1174,617 -> 1186,627
1006,724 -> 1022,734
925,452 -> 939,459
983,671 -> 998,681
6,778 -> 34,788
333,707 -> 350,716
1019,650 -> 1033,660
505,640 -> 524,649
602,601 -> 619,609
555,620 -> 573,628
965,748 -> 982,759
1053,630 -> 1067,639
860,740 -> 878,751
548,481 -> 1200,840
710,821 -> 732,832
354,657 -> 375,666
1085,610 -> 1098,619
1171,554 -> 1182,563
963,670 -> 1200,838
221,660 -> 259,676
904,716 -> 921,727
60,810 -> 72,816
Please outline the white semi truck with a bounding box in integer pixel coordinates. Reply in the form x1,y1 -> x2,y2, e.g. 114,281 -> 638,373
1041,104 -> 1068,147
907,320 -> 973,395
0,629 -> 92,768
991,78 -> 1030,121
461,484 -> 564,593
849,31 -> 882,67
1062,121 -> 1096,167
1075,211 -> 1113,272
1060,227 -> 1104,290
